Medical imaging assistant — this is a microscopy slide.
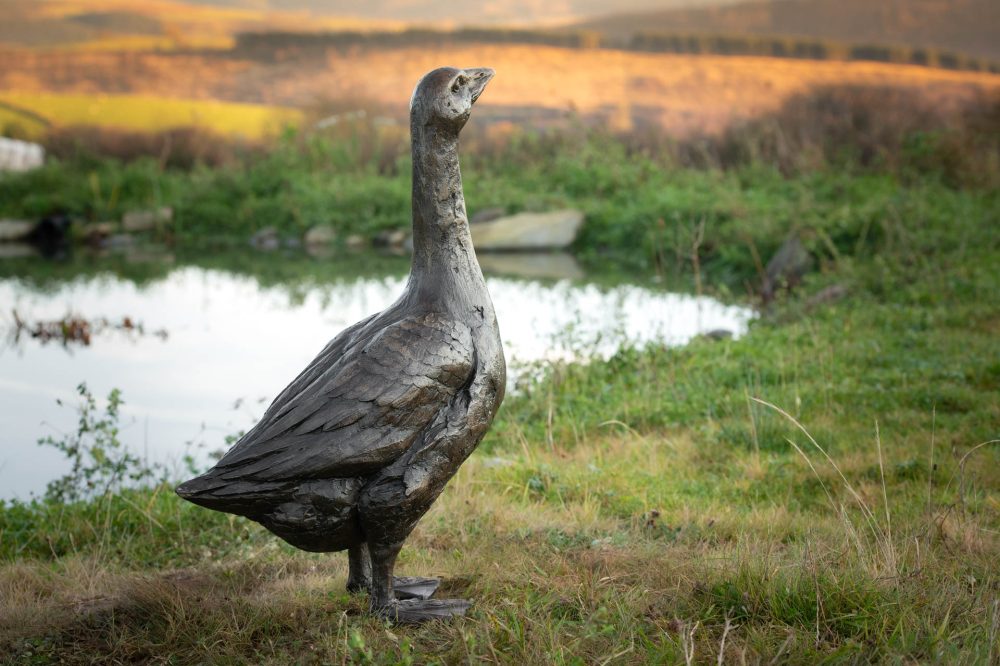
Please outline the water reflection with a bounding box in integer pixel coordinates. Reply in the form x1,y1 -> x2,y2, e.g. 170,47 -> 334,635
478,252 -> 584,280
0,259 -> 752,498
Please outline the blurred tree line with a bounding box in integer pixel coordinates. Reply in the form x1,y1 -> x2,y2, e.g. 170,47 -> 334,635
232,28 -> 997,74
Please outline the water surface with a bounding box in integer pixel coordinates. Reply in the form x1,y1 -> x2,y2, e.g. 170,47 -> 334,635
0,251 -> 753,498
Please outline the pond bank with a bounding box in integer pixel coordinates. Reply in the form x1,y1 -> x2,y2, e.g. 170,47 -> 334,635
3,134 -> 996,284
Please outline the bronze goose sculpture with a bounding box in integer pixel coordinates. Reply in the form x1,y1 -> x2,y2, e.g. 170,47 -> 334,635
177,67 -> 505,622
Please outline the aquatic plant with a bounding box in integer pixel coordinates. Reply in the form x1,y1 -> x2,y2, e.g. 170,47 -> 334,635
37,383 -> 161,503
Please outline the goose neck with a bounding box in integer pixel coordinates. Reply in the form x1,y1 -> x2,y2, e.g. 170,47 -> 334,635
408,123 -> 482,299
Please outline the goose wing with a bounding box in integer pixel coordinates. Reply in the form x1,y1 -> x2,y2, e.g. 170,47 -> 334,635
206,312 -> 474,483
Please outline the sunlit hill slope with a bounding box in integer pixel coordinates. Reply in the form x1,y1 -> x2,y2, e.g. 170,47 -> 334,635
1,43 -> 997,138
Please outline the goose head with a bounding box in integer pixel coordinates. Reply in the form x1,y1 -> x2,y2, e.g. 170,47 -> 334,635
410,67 -> 494,134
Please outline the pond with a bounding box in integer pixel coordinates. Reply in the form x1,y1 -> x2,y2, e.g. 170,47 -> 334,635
0,249 -> 754,499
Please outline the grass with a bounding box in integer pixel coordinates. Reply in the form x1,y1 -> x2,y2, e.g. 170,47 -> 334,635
0,99 -> 998,661
0,92 -> 301,139
1,352 -> 997,662
1,177 -> 998,662
1,118 -> 997,283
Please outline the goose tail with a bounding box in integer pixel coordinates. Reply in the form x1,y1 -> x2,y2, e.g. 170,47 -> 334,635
175,473 -> 227,505
175,472 -> 290,515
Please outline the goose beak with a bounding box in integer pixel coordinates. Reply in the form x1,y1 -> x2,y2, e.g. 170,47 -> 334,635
466,68 -> 495,104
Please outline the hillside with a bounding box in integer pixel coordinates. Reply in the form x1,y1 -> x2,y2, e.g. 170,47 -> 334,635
579,0 -> 1000,61
0,0 -> 738,42
0,92 -> 299,139
0,0 -> 402,50
1,44 -> 997,137
152,0 -> 737,25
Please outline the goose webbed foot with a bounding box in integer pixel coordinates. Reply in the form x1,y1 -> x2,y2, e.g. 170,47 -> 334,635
367,543 -> 465,621
392,576 -> 440,600
373,598 -> 473,624
349,576 -> 441,599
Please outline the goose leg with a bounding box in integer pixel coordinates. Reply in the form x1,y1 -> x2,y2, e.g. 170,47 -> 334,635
369,541 -> 471,623
368,541 -> 402,613
346,543 -> 372,594
348,542 -> 438,599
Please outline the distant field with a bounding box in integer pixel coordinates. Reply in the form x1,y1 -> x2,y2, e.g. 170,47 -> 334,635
1,44 -> 997,136
52,35 -> 236,53
578,0 -> 1000,62
0,101 -> 49,139
0,0 -> 402,51
0,92 -> 300,138
303,45 -> 1000,134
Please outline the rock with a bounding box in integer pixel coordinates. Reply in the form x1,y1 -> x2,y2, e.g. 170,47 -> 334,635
84,222 -> 116,242
250,226 -> 280,251
0,137 -> 44,172
478,252 -> 584,280
305,243 -> 334,259
0,219 -> 34,242
374,228 -> 407,248
0,242 -> 38,259
0,215 -> 72,257
345,234 -> 367,250
103,234 -> 136,250
762,233 -> 813,301
470,209 -> 584,251
122,207 -> 173,232
304,224 -> 337,247
469,207 -> 506,225
701,328 -> 733,341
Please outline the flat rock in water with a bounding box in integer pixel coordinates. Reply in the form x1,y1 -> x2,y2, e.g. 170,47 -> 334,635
0,219 -> 33,242
374,229 -> 407,248
104,234 -> 136,250
478,252 -> 584,280
0,242 -> 38,259
469,207 -> 506,225
345,234 -> 367,250
304,224 -> 337,247
250,226 -> 280,251
123,207 -> 173,232
470,209 -> 584,251
85,222 -> 116,241
700,328 -> 734,341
